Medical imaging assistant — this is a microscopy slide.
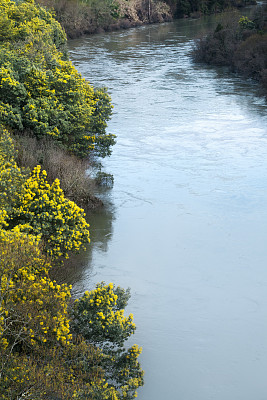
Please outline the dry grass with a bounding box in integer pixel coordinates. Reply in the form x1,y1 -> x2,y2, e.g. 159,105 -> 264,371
15,135 -> 103,208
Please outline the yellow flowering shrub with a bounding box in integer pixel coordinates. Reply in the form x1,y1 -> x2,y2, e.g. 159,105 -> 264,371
71,282 -> 135,345
0,229 -> 73,397
0,129 -> 26,215
0,0 -> 66,49
0,231 -> 121,400
0,230 -> 71,348
0,222 -> 143,398
0,0 -> 115,158
71,282 -> 144,400
13,165 -> 90,258
0,233 -> 143,400
0,129 -> 90,258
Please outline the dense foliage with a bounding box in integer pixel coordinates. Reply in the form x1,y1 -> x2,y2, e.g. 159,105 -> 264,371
0,130 -> 144,398
0,0 -> 115,158
0,231 -> 144,399
36,0 -> 255,38
0,129 -> 90,258
164,0 -> 255,18
71,283 -> 144,400
0,2 -> 143,397
193,8 -> 267,94
37,0 -> 172,37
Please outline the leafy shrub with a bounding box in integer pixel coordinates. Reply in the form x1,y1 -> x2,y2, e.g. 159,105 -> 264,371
0,0 -> 115,158
71,282 -> 144,400
239,16 -> 256,30
0,232 -> 133,400
233,33 -> 267,79
0,129 -> 90,259
193,9 -> 267,95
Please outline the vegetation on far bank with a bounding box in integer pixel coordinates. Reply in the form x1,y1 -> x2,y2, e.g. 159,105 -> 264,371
193,7 -> 267,95
0,1 -> 144,398
36,0 -> 256,38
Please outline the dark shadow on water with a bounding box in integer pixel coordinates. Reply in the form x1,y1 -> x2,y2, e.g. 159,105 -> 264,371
192,61 -> 267,116
50,192 -> 116,297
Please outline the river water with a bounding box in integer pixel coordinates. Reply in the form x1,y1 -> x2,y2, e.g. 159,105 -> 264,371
67,11 -> 267,400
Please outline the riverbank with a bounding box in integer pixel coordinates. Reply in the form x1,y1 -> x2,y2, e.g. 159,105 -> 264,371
0,2 -> 144,398
36,0 -> 171,38
192,5 -> 267,96
15,134 -> 104,208
36,0 -> 255,38
0,0 -> 116,209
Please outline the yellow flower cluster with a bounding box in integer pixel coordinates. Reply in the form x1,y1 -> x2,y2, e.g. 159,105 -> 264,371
0,67 -> 20,89
0,130 -> 90,259
76,283 -> 136,339
0,229 -> 72,349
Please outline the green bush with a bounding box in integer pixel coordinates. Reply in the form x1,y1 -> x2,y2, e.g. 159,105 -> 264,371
0,0 -> 115,158
0,129 -> 90,259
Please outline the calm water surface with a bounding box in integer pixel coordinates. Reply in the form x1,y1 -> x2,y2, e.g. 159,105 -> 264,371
68,13 -> 267,400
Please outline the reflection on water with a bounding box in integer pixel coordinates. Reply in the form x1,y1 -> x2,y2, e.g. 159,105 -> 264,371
68,9 -> 267,400
52,200 -> 116,292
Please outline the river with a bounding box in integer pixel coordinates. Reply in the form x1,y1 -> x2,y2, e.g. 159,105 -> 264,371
67,10 -> 267,400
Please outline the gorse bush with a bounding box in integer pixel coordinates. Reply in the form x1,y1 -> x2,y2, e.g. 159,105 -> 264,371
0,2 -> 143,398
0,230 -> 72,399
0,130 -> 144,398
16,134 -> 103,207
0,236 -> 144,398
0,129 -> 90,259
0,230 -> 143,399
71,282 -> 144,400
0,0 -> 115,158
0,230 -> 71,348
